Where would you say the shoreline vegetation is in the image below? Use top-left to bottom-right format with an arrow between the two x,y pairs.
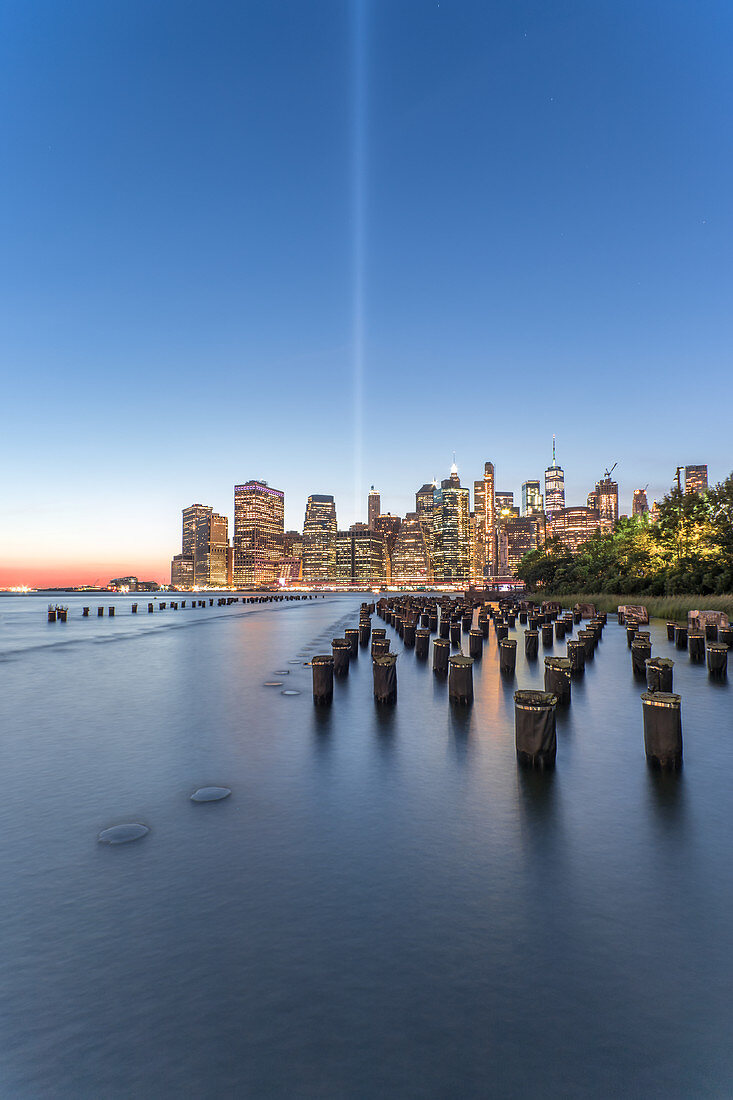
530,592 -> 733,622
518,471 -> 733,606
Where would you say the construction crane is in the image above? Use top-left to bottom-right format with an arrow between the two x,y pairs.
603,462 -> 618,481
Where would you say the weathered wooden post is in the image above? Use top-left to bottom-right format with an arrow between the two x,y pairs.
642,692 -> 682,769
373,654 -> 397,704
312,655 -> 334,704
515,690 -> 557,768
448,655 -> 474,704
646,657 -> 674,693
500,638 -> 517,676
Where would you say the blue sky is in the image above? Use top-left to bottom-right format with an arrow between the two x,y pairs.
1,0 -> 732,581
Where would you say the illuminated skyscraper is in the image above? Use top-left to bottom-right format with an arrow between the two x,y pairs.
549,507 -> 602,552
170,554 -> 194,587
302,495 -> 337,582
632,489 -> 649,516
521,480 -> 543,516
336,524 -> 385,584
195,510 -> 229,586
391,513 -> 430,584
473,461 -> 496,579
499,515 -> 546,576
175,503 -> 211,586
368,486 -> 381,530
283,530 -> 303,561
182,504 -> 211,557
374,513 -> 402,582
495,490 -> 515,514
685,465 -> 708,495
233,481 -> 285,586
592,476 -> 619,524
544,437 -> 565,516
432,463 -> 470,584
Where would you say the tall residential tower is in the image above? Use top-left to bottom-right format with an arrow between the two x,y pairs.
544,437 -> 565,516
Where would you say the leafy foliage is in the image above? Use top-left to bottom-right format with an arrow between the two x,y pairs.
517,472 -> 733,596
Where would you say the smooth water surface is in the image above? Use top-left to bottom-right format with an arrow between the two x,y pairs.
1,594 -> 732,1097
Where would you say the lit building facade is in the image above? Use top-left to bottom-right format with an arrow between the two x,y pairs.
521,480 -> 543,516
233,481 -> 285,586
499,515 -> 546,576
194,511 -> 229,586
432,464 -> 470,584
336,524 -> 385,585
549,507 -> 604,552
593,477 -> 619,524
474,461 -> 496,579
368,487 -> 381,530
182,504 -> 211,557
632,489 -> 649,517
302,495 -> 337,582
283,530 -> 303,561
391,513 -> 431,584
685,465 -> 708,495
374,513 -> 402,582
170,554 -> 194,587
544,437 -> 566,516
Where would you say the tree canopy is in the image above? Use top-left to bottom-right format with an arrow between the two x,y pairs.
517,472 -> 733,595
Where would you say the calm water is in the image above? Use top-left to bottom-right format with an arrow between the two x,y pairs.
1,594 -> 732,1097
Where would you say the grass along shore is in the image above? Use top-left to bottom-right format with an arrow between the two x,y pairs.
532,593 -> 733,622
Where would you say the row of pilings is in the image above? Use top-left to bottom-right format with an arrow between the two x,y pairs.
48,593 -> 323,621
313,593 -> 731,773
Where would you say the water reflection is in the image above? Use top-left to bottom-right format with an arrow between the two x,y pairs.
516,765 -> 562,855
448,702 -> 472,763
645,766 -> 685,831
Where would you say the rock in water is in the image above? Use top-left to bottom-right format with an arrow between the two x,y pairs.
98,824 -> 149,845
190,787 -> 231,803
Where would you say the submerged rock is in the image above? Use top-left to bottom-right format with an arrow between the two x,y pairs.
190,787 -> 231,803
98,823 -> 149,845
281,689 -> 301,696
264,681 -> 283,687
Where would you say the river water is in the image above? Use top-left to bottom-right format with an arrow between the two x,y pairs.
1,593 -> 731,1097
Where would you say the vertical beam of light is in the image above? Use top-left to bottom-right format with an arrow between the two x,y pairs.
352,0 -> 366,523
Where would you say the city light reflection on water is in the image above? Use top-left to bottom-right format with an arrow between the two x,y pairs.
0,593 -> 731,1097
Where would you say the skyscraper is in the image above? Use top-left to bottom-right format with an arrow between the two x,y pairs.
593,476 -> 619,524
174,503 -> 211,586
374,513 -> 402,582
498,514 -> 546,576
335,524 -> 385,585
391,513 -> 430,584
432,463 -> 470,584
685,465 -> 708,495
194,510 -> 229,586
521,480 -> 543,516
632,488 -> 649,516
302,495 -> 337,582
544,437 -> 565,516
182,504 -> 211,558
473,461 -> 496,579
495,490 -> 515,514
368,486 -> 381,530
233,481 -> 285,586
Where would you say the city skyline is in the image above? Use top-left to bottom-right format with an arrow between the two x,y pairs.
0,447 -> 719,587
2,1 -> 732,585
164,452 -> 711,590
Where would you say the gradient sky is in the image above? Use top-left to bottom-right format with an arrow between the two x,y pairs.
1,0 -> 732,585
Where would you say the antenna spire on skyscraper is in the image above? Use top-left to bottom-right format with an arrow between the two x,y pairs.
552,434 -> 556,465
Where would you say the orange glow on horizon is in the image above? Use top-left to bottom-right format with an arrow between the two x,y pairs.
0,558 -> 170,589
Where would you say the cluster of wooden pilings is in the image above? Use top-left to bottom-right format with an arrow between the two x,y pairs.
313,592 -> 733,773
311,595 -> 596,763
60,593 -> 322,620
